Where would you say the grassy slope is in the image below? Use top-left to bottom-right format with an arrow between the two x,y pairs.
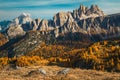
0,65 -> 120,80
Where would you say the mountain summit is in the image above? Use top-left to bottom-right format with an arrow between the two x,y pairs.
11,12 -> 32,25
73,4 -> 105,20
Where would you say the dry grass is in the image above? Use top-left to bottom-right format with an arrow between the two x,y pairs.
0,65 -> 120,80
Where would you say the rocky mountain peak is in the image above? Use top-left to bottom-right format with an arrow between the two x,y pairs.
74,4 -> 105,20
19,12 -> 31,18
53,5 -> 105,27
78,5 -> 88,14
90,5 -> 99,11
89,5 -> 104,16
7,25 -> 26,39
53,11 -> 74,27
6,13 -> 32,39
17,12 -> 32,24
10,12 -> 32,26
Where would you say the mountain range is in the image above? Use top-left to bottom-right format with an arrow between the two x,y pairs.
0,4 -> 120,57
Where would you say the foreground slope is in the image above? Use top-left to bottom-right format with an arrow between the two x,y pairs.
0,65 -> 120,80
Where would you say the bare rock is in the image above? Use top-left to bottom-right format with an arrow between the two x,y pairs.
18,12 -> 32,24
7,25 -> 26,39
53,12 -> 74,27
27,68 -> 46,76
39,68 -> 46,75
39,19 -> 49,31
58,68 -> 70,75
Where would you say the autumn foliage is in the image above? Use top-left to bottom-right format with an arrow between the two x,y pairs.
78,40 -> 120,72
0,40 -> 120,72
0,33 -> 8,46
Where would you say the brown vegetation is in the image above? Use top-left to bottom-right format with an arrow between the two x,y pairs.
0,65 -> 120,80
0,33 -> 8,46
0,40 -> 120,72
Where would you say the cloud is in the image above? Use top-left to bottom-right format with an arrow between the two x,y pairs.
0,0 -> 87,8
0,0 -> 120,21
92,0 -> 120,14
0,8 -> 71,21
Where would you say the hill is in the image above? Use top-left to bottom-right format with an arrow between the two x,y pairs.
0,40 -> 120,72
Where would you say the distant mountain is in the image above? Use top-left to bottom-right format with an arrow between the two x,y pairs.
0,13 -> 32,39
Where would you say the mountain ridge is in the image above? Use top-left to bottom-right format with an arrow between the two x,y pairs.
0,4 -> 120,57
0,5 -> 105,38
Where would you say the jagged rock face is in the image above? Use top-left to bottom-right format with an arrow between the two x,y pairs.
17,13 -> 32,24
54,13 -> 120,41
51,5 -> 105,38
73,5 -> 105,20
53,12 -> 74,27
39,19 -> 49,30
29,18 -> 41,30
54,21 -> 83,37
1,5 -> 120,42
7,25 -> 26,39
30,19 -> 54,31
4,13 -> 32,39
77,14 -> 120,41
39,19 -> 55,31
9,13 -> 32,26
53,5 -> 104,28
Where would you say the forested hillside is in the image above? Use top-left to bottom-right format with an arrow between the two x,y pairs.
0,40 -> 120,72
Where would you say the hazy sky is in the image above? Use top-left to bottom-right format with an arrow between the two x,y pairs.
0,0 -> 120,21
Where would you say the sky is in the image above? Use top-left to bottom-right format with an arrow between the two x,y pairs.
0,0 -> 120,21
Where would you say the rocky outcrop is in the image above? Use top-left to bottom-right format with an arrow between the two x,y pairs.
1,13 -> 32,39
29,18 -> 41,30
7,24 -> 26,39
29,19 -> 54,31
77,14 -> 120,41
58,68 -> 70,75
16,12 -> 32,24
30,5 -> 105,38
7,13 -> 32,28
72,5 -> 105,20
0,30 -> 55,57
53,12 -> 74,27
